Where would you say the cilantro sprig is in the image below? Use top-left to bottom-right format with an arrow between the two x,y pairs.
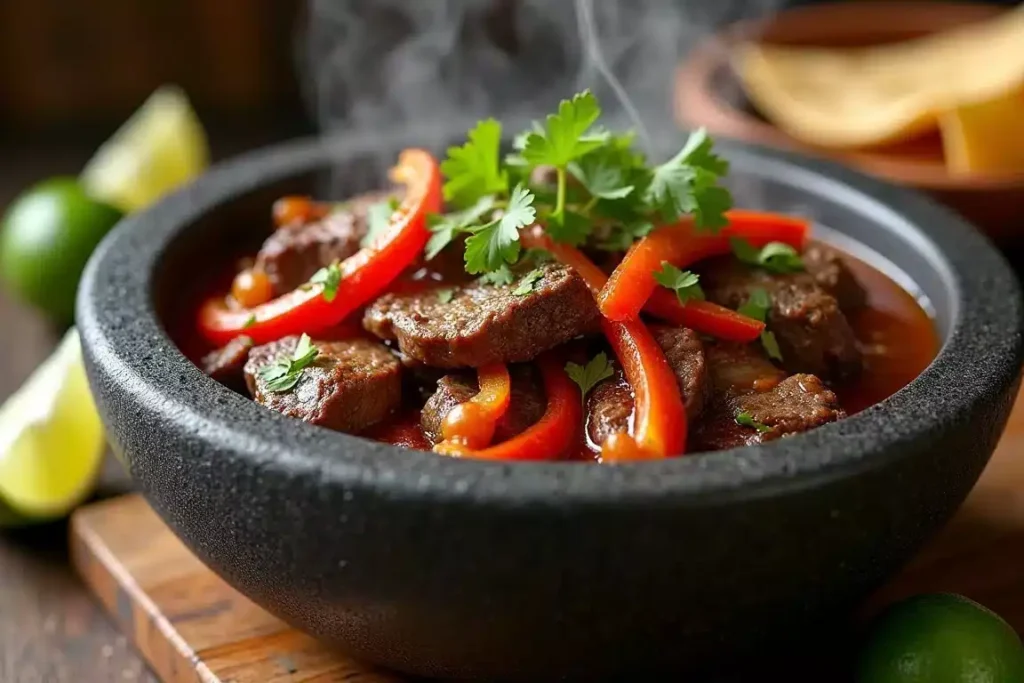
426,90 -> 732,278
565,352 -> 615,403
653,263 -> 704,304
257,334 -> 320,393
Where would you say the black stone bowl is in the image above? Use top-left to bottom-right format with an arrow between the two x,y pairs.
78,131 -> 1024,682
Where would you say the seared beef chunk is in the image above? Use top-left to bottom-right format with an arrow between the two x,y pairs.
803,244 -> 867,311
704,342 -> 786,397
421,365 -> 546,444
255,192 -> 393,296
697,257 -> 862,381
363,262 -> 600,368
244,336 -> 401,434
201,336 -> 254,392
691,342 -> 845,452
586,327 -> 709,446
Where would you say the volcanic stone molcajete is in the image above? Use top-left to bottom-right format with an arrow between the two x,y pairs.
77,132 -> 1024,681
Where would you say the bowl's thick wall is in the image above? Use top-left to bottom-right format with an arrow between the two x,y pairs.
78,134 -> 1024,681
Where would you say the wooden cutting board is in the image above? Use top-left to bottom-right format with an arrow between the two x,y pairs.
70,390 -> 1024,683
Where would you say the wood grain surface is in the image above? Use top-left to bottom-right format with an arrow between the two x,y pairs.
67,386 -> 1024,683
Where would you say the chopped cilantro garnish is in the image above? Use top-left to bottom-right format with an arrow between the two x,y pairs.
735,411 -> 771,433
737,287 -> 771,322
736,288 -> 784,361
440,118 -> 508,208
257,333 -> 320,393
565,352 -> 614,402
430,90 -> 732,278
730,238 -> 804,274
243,314 -> 256,329
436,288 -> 455,304
361,197 -> 400,248
512,268 -> 544,296
309,261 -> 342,302
463,184 -> 535,274
653,263 -> 704,304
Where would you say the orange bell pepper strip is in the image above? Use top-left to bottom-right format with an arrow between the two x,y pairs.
523,229 -> 687,458
599,210 -> 810,322
198,149 -> 443,347
437,354 -> 580,461
435,364 -> 512,451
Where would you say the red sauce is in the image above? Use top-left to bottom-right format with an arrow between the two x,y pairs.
835,254 -> 940,415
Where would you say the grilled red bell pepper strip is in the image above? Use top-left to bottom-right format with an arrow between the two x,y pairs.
645,290 -> 764,342
198,149 -> 443,347
436,354 -> 580,461
523,229 -> 687,458
599,210 -> 810,322
435,363 -> 512,451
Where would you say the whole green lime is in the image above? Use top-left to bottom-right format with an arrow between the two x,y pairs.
0,177 -> 122,323
859,593 -> 1024,683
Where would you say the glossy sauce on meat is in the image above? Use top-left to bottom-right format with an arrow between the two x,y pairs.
180,230 -> 938,459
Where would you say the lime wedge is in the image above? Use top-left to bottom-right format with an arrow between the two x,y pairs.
81,85 -> 210,213
0,329 -> 105,525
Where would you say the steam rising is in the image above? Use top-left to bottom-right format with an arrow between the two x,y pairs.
301,0 -> 784,167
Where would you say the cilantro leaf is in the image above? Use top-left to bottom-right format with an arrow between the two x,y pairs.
425,196 -> 496,260
568,153 -> 634,200
761,330 -> 783,361
436,287 -> 455,304
737,287 -> 771,322
735,410 -> 772,433
361,197 -> 399,248
243,314 -> 256,329
730,238 -> 804,274
309,261 -> 342,302
736,288 -> 783,361
441,119 -> 508,208
522,91 -> 607,168
522,247 -> 553,265
512,268 -> 544,296
258,333 -> 320,393
565,352 -> 615,402
643,128 -> 732,230
546,209 -> 591,246
464,185 -> 535,274
653,263 -> 704,304
478,264 -> 515,286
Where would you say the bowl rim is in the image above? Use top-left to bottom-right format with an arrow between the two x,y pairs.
77,133 -> 1024,507
675,0 -> 1024,192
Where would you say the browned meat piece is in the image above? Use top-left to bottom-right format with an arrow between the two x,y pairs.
690,342 -> 845,452
244,335 -> 401,434
692,374 -> 846,452
697,256 -> 862,381
704,342 -> 786,397
255,191 -> 394,296
421,365 -> 546,444
586,327 -> 709,447
201,336 -> 254,392
803,244 -> 867,311
363,262 -> 600,368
